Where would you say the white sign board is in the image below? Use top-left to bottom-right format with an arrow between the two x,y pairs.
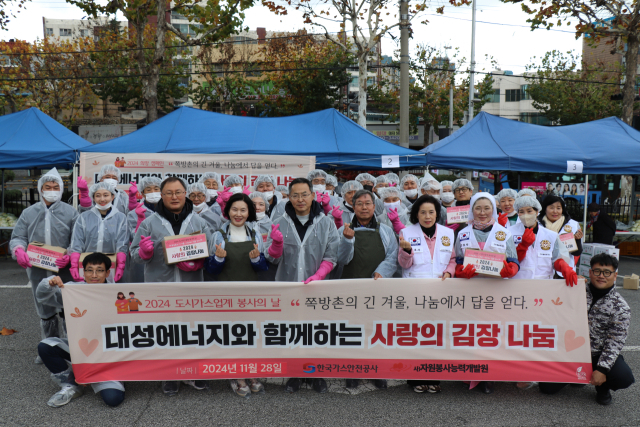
566,161 -> 584,174
381,155 -> 400,168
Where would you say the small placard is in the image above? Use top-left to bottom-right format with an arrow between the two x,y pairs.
559,233 -> 578,253
463,249 -> 506,277
447,205 -> 470,224
382,155 -> 399,168
163,233 -> 209,265
567,161 -> 583,174
27,242 -> 67,273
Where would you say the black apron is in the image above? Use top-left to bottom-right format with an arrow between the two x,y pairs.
341,225 -> 386,279
217,227 -> 259,282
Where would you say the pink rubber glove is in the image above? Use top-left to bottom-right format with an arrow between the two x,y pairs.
390,183 -> 397,187
321,193 -> 331,215
77,176 -> 92,208
177,258 -> 205,272
331,205 -> 344,228
388,208 -> 406,234
139,236 -> 154,260
55,255 -> 70,268
135,203 -> 147,233
69,252 -> 81,281
242,185 -> 251,196
128,181 -> 139,211
267,224 -> 284,258
114,252 -> 127,282
303,260 -> 334,284
14,247 -> 32,269
217,187 -> 232,218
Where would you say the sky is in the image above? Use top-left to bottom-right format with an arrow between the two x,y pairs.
2,0 -> 584,75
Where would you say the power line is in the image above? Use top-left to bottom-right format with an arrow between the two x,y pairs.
424,13 -> 578,34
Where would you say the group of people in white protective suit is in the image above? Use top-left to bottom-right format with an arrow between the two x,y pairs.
10,166 -> 588,407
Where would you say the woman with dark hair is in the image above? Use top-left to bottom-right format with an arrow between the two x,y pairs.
397,194 -> 456,394
115,292 -> 128,312
538,195 -> 584,275
579,183 -> 585,195
571,184 -> 578,195
563,184 -> 571,196
205,192 -> 268,398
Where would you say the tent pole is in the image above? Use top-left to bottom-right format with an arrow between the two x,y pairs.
582,174 -> 589,239
72,163 -> 78,210
629,176 -> 637,226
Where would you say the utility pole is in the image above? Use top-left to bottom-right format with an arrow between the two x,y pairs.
399,0 -> 410,148
445,46 -> 454,134
468,0 -> 477,123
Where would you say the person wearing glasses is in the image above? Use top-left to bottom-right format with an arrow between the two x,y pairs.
130,176 -> 213,397
452,179 -> 474,207
187,182 -> 224,233
539,254 -> 634,405
265,177 -> 339,394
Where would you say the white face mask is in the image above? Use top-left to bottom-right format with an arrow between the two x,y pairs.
145,192 -> 161,204
520,213 -> 538,228
193,202 -> 207,213
262,191 -> 274,200
404,189 -> 418,198
313,184 -> 326,193
230,186 -> 243,194
206,189 -> 218,198
102,178 -> 118,189
384,201 -> 401,212
256,211 -> 266,220
96,201 -> 112,211
441,192 -> 455,203
42,191 -> 61,203
431,194 -> 441,201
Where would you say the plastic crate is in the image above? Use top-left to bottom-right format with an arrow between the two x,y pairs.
619,242 -> 640,256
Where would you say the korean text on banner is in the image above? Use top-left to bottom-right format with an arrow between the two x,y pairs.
79,153 -> 316,190
62,279 -> 592,384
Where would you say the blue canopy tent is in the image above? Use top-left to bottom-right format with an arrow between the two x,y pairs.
0,107 -> 91,169
82,107 -> 426,170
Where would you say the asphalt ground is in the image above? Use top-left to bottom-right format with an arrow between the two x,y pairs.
0,257 -> 638,427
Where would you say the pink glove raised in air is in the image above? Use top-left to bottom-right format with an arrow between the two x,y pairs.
14,247 -> 32,269
267,224 -> 284,259
388,208 -> 406,234
177,259 -> 205,272
128,181 -> 139,210
331,205 -> 344,228
135,203 -> 147,233
303,260 -> 334,284
77,176 -> 92,208
139,236 -> 154,260
69,252 -> 82,281
242,185 -> 251,196
55,255 -> 70,268
114,252 -> 127,282
217,187 -> 232,218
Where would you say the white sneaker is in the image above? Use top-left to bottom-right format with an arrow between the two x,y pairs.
35,355 -> 43,364
47,385 -> 83,407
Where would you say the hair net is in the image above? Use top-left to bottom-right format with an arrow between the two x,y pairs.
453,178 -> 474,192
307,169 -> 327,181
326,175 -> 338,187
514,195 -> 542,212
38,168 -> 64,196
356,173 -> 376,184
385,172 -> 400,185
341,180 -> 363,193
378,187 -> 403,200
420,179 -> 442,192
187,182 -> 207,196
89,181 -> 117,199
97,164 -> 121,182
376,175 -> 390,185
139,176 -> 162,192
517,188 -> 537,198
198,172 -> 220,184
276,185 -> 289,195
467,192 -> 498,222
254,175 -> 276,187
400,174 -> 419,187
440,180 -> 454,190
223,174 -> 244,187
496,188 -> 518,202
249,191 -> 269,206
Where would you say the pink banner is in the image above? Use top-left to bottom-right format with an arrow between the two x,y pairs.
61,279 -> 593,384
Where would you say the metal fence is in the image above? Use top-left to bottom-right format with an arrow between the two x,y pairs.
1,188 -> 74,217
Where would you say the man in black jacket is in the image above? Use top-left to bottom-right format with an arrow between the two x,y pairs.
587,203 -> 616,245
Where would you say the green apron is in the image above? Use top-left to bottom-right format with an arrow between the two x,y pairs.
217,227 -> 259,282
341,224 -> 386,279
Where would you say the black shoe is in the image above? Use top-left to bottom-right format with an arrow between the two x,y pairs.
313,378 -> 328,393
570,383 -> 587,388
162,381 -> 179,396
285,378 -> 302,393
478,381 -> 494,394
346,379 -> 359,389
596,389 -> 612,405
374,379 -> 387,389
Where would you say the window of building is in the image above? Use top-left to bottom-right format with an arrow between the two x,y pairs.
213,64 -> 224,77
505,89 -> 521,102
59,28 -> 72,37
79,29 -> 89,37
520,84 -> 530,100
349,76 -> 359,89
171,11 -> 186,20
45,28 -> 53,36
520,112 -> 550,125
367,76 -> 376,87
485,89 -> 500,103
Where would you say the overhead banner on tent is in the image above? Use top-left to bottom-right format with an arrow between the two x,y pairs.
62,278 -> 592,384
79,152 -> 316,190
